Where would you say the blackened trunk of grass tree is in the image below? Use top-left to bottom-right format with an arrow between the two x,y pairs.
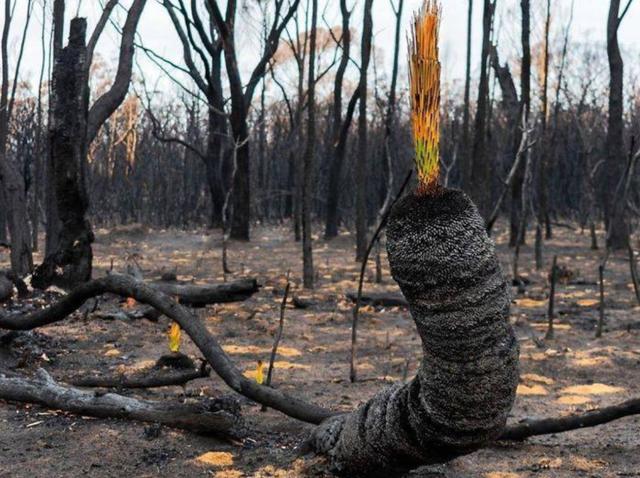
33,18 -> 93,290
310,189 -> 519,476
604,0 -> 629,249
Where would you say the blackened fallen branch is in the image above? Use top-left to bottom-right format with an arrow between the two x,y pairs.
149,279 -> 259,306
0,368 -> 239,436
68,363 -> 209,389
500,398 -> 640,440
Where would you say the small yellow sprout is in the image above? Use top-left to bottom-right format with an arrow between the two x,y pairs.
168,321 -> 181,353
255,360 -> 265,385
409,0 -> 441,194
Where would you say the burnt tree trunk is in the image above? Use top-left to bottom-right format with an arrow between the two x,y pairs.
302,0 -> 318,289
604,0 -> 629,249
461,0 -> 473,190
44,0 -> 65,259
0,0 -> 33,276
324,0 -> 355,240
33,18 -> 93,289
355,0 -> 374,261
510,0 -> 530,247
470,0 -> 495,219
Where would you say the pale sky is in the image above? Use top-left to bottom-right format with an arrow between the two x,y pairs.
4,0 -> 640,100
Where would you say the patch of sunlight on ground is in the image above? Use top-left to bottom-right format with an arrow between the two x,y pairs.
222,344 -> 302,357
521,373 -> 555,385
576,299 -> 600,307
560,383 -> 624,395
196,451 -> 234,467
243,361 -> 310,380
517,384 -> 548,396
484,472 -> 522,478
515,298 -> 547,308
531,323 -> 571,330
556,395 -> 592,405
570,456 -> 607,472
571,356 -> 612,367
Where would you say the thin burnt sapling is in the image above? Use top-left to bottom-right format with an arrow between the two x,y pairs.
308,3 -> 519,475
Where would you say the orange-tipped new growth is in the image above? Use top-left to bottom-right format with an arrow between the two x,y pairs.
409,0 -> 441,194
168,321 -> 181,353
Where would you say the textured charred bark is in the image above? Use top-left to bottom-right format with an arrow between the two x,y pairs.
310,190 -> 519,476
32,19 -> 93,290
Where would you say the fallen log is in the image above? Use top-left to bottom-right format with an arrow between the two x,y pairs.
346,291 -> 408,307
94,305 -> 162,322
68,363 -> 209,389
0,368 -> 241,436
501,397 -> 640,441
149,278 -> 260,306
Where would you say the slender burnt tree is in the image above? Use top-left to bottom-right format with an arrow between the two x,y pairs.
160,0 -> 227,228
604,0 -> 633,249
310,4 -> 518,473
355,0 -> 374,261
0,0 -> 35,276
510,0 -> 531,246
461,0 -> 473,189
470,0 -> 495,218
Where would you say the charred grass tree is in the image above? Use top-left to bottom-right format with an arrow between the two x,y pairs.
309,3 -> 519,474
